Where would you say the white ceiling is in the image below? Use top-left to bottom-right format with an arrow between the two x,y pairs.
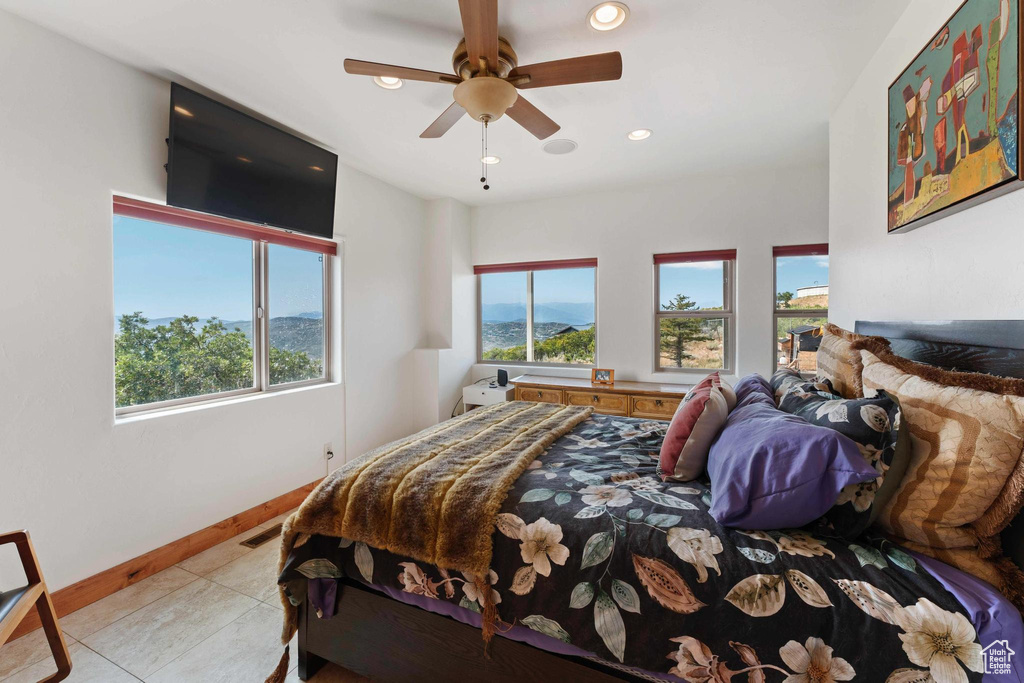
2,0 -> 909,206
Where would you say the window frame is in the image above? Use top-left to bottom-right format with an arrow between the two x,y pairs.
475,258 -> 598,368
113,196 -> 335,417
653,250 -> 736,375
772,244 -> 829,375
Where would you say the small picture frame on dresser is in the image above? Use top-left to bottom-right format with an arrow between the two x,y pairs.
591,368 -> 615,385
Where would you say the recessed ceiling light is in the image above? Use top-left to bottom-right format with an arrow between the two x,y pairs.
542,139 -> 579,155
237,156 -> 253,163
627,128 -> 652,141
373,76 -> 403,89
309,165 -> 325,172
481,156 -> 501,165
173,105 -> 194,117
588,2 -> 629,31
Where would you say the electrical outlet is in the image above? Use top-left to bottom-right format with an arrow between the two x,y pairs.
323,442 -> 334,463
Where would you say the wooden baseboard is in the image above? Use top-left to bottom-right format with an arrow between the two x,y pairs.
9,479 -> 321,642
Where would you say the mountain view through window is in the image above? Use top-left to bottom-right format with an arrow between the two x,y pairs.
113,215 -> 326,409
480,267 -> 595,365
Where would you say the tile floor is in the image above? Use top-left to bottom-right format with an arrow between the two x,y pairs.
0,510 -> 365,682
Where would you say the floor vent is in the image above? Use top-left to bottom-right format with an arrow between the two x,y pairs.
241,523 -> 283,549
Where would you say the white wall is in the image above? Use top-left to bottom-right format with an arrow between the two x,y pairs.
829,0 -> 1024,327
0,10 -> 432,591
335,165 -> 435,458
417,199 -> 477,423
439,200 -> 477,420
470,168 -> 830,384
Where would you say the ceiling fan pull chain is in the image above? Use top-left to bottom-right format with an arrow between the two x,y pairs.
480,121 -> 486,184
482,121 -> 490,190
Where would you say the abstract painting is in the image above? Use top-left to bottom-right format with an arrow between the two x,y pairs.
888,0 -> 1022,232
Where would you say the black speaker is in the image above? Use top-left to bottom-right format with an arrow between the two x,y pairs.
497,369 -> 508,387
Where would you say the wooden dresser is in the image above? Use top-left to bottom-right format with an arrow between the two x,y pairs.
511,375 -> 693,420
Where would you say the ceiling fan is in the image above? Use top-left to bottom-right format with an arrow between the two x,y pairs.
343,0 -> 623,140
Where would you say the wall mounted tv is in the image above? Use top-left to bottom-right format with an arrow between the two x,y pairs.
167,83 -> 338,239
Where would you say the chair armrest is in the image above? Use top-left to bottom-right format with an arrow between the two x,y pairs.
0,531 -> 29,547
0,531 -> 40,584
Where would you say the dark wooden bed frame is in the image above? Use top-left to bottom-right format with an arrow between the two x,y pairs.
297,580 -> 633,681
297,320 -> 1024,682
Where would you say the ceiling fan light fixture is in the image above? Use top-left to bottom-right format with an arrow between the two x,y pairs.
373,76 -> 404,89
454,77 -> 518,122
481,155 -> 501,165
588,2 -> 629,31
627,128 -> 652,141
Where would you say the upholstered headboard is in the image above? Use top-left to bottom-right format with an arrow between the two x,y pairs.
854,320 -> 1024,571
855,320 -> 1024,379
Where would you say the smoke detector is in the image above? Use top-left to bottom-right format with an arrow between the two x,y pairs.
543,139 -> 578,155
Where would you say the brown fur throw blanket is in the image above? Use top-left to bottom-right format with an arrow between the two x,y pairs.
274,400 -> 593,646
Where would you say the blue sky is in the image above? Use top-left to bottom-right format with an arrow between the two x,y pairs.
775,255 -> 829,299
113,216 -> 322,321
660,262 -> 725,309
660,257 -> 828,309
480,271 -> 527,307
115,217 -> 825,322
535,268 -> 594,305
480,268 -> 596,306
478,259 -> 827,311
268,244 -> 323,319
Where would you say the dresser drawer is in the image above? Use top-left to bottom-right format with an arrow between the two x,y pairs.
565,390 -> 629,416
629,395 -> 682,420
516,387 -> 563,404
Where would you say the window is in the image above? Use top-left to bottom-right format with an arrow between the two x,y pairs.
480,271 -> 528,361
773,244 -> 828,374
654,250 -> 735,373
477,259 -> 596,365
267,244 -> 326,385
113,197 -> 335,414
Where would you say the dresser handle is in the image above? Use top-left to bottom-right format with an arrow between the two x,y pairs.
655,400 -> 663,406
537,391 -> 543,398
592,395 -> 599,402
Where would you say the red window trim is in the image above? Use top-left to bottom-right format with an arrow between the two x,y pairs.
654,249 -> 736,265
112,195 -> 338,256
773,243 -> 828,258
473,257 -> 597,275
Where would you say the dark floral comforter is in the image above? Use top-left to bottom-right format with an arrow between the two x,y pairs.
280,414 -> 985,682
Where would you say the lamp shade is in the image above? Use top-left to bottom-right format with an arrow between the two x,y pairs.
453,77 -> 518,122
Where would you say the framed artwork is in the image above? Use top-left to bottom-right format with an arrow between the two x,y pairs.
591,368 -> 615,385
888,0 -> 1022,233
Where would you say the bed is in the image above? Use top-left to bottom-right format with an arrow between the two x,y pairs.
278,321 -> 1024,682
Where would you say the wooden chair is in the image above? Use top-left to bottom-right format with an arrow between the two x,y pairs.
0,531 -> 71,682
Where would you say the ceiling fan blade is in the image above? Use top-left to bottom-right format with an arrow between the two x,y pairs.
420,102 -> 467,138
506,95 -> 560,140
458,0 -> 499,74
344,59 -> 461,84
508,52 -> 622,89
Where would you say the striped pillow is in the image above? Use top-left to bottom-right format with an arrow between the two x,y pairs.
816,324 -> 875,398
854,337 -> 1024,610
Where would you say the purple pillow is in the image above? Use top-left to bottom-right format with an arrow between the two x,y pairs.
706,396 -> 878,530
733,374 -> 774,407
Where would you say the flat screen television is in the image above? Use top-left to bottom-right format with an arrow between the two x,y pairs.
167,83 -> 338,239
